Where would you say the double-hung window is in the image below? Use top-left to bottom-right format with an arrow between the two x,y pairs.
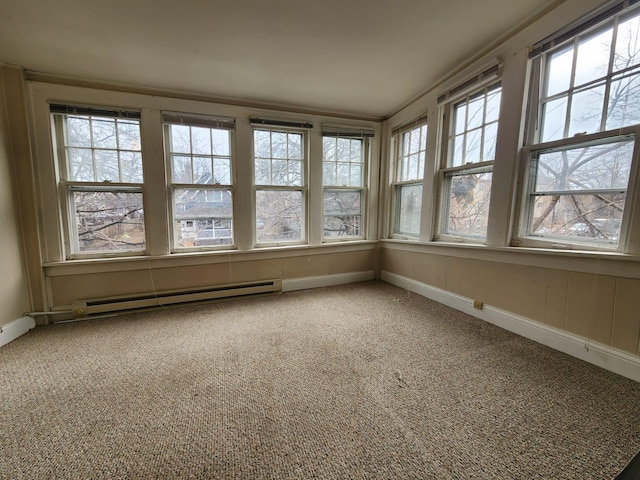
51,105 -> 145,257
438,82 -> 501,241
164,113 -> 235,250
520,2 -> 640,250
253,120 -> 308,244
391,120 -> 428,237
322,127 -> 372,239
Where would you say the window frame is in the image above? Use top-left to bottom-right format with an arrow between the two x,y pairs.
515,3 -> 640,252
436,81 -> 502,243
163,115 -> 236,252
390,119 -> 428,238
321,132 -> 371,242
252,125 -> 308,247
51,107 -> 146,259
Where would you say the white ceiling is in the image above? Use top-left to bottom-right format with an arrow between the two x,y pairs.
0,0 -> 561,119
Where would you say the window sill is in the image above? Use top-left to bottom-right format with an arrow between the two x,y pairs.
380,239 -> 640,279
43,240 -> 379,276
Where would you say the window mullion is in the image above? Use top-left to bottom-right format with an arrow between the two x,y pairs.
563,38 -> 579,139
601,16 -> 620,132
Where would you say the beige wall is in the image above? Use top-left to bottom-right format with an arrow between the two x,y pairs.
0,68 -> 31,322
46,247 -> 377,307
381,246 -> 640,356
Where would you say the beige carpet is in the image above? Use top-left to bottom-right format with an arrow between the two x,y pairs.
2,280 -> 639,479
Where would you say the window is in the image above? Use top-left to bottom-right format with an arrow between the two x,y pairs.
438,82 -> 501,241
391,120 -> 428,237
520,3 -> 640,249
165,114 -> 235,249
253,123 -> 307,244
51,105 -> 145,257
322,128 -> 372,239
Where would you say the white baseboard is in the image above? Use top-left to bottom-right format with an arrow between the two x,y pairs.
0,316 -> 36,348
381,271 -> 640,383
282,271 -> 375,292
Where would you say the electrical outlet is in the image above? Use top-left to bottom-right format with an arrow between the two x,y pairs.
473,300 -> 484,310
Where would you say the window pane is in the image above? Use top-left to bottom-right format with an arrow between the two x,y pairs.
73,191 -> 145,253
256,190 -> 303,243
337,163 -> 350,186
337,138 -> 351,161
350,139 -> 363,162
483,123 -> 498,162
191,127 -> 211,155
534,140 -> 633,193
289,160 -> 303,186
193,157 -> 212,183
485,88 -> 502,123
350,164 -> 362,186
323,137 -> 336,162
568,84 -> 605,136
530,193 -> 624,244
92,118 -> 117,149
324,190 -> 361,237
451,134 -> 464,167
119,151 -> 143,183
409,129 -> 421,154
117,120 -> 142,151
68,148 -> 94,181
444,171 -> 492,238
465,129 -> 482,164
173,188 -> 233,248
420,125 -> 428,151
255,158 -> 271,185
323,162 -> 336,186
271,159 -> 288,185
95,150 -> 119,182
606,74 -> 640,129
254,130 -> 271,158
272,132 -> 288,159
213,158 -> 231,185
396,184 -> 422,236
66,117 -> 91,147
545,46 -> 573,97
574,29 -> 612,88
467,96 -> 484,130
402,131 -> 411,157
172,155 -> 192,184
614,14 -> 640,72
211,129 -> 230,156
453,103 -> 466,135
540,96 -> 568,142
170,125 -> 191,154
288,133 -> 303,159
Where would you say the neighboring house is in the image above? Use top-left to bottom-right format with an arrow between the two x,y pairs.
174,171 -> 233,247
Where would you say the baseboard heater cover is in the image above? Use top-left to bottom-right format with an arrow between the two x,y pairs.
71,279 -> 282,316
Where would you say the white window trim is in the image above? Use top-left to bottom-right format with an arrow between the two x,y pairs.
52,111 -> 147,260
435,80 -> 502,245
513,127 -> 640,252
321,134 -> 370,242
163,120 -> 236,252
514,4 -> 640,253
390,119 -> 428,239
252,126 -> 309,247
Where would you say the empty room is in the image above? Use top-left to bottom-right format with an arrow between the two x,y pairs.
1,0 -> 640,478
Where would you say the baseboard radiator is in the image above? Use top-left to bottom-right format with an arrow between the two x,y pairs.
70,279 -> 282,317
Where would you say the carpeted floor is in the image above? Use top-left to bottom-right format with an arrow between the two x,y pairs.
1,280 -> 639,479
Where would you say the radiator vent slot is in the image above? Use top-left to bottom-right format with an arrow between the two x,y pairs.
71,280 -> 282,317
